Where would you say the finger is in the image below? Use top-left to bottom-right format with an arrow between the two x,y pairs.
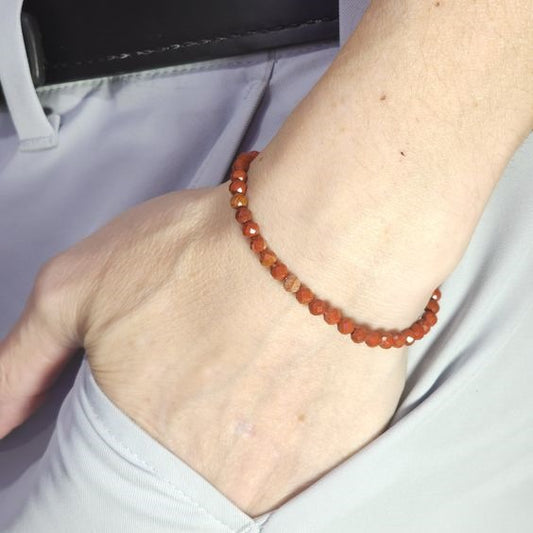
0,263 -> 81,439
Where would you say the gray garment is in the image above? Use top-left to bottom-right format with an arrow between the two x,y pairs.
1,1 -> 533,531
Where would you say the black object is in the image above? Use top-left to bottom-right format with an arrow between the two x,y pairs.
0,12 -> 45,104
22,0 -> 339,86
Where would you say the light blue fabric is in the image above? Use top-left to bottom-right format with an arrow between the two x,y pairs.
1,2 -> 532,531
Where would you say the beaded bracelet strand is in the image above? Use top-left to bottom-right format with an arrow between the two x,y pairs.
228,150 -> 441,349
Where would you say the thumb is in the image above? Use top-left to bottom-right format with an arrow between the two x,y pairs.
0,259 -> 81,439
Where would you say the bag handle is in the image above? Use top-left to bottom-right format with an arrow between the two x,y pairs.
0,0 -> 60,151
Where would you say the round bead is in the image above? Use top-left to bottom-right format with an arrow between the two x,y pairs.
432,288 -> 442,301
425,299 -> 440,314
232,158 -> 248,171
231,169 -> 247,181
423,310 -> 438,327
250,235 -> 266,253
350,326 -> 367,343
337,317 -> 355,335
271,262 -> 289,280
391,332 -> 406,348
230,194 -> 248,208
379,332 -> 393,349
309,299 -> 326,315
296,286 -> 314,304
229,180 -> 247,195
416,319 -> 431,334
259,249 -> 277,267
403,329 -> 415,346
365,330 -> 381,347
323,306 -> 341,325
283,274 -> 301,293
235,207 -> 252,224
410,322 -> 426,340
242,221 -> 259,237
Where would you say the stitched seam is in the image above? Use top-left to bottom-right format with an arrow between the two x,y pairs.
36,56 -> 273,95
49,17 -> 338,70
35,41 -> 335,96
81,390 -> 238,533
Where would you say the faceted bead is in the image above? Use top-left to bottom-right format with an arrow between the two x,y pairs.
259,249 -> 277,267
403,329 -> 415,345
235,207 -> 252,224
391,332 -> 406,348
231,169 -> 247,182
423,310 -> 438,326
416,319 -> 431,334
379,332 -> 393,349
323,306 -> 341,325
365,330 -> 381,347
337,317 -> 355,335
283,274 -> 301,293
410,322 -> 426,340
309,299 -> 326,315
271,262 -> 289,280
229,180 -> 247,195
425,299 -> 440,314
232,157 -> 249,171
230,193 -> 248,208
242,221 -> 259,237
350,326 -> 367,343
296,286 -> 314,304
250,235 -> 266,253
432,288 -> 442,301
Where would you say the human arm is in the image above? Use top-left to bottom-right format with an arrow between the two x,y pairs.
1,0 -> 532,518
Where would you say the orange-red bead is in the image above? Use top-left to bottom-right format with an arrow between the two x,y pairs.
351,326 -> 367,343
416,319 -> 431,334
235,207 -> 252,224
365,330 -> 382,347
242,221 -> 259,237
232,158 -> 248,171
229,180 -> 247,195
410,322 -> 426,340
379,332 -> 393,349
432,288 -> 442,301
403,329 -> 415,345
260,249 -> 277,267
324,306 -> 341,325
230,193 -> 248,208
309,299 -> 326,315
392,332 -> 406,348
283,274 -> 301,293
338,317 -> 355,335
425,299 -> 440,314
271,262 -> 288,280
250,235 -> 266,253
296,286 -> 314,304
424,310 -> 438,327
231,169 -> 247,181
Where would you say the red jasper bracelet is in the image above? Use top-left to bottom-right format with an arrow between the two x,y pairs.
228,150 -> 441,349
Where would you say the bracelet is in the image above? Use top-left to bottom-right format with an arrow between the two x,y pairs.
228,150 -> 441,349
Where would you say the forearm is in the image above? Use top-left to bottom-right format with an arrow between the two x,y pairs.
245,0 -> 533,328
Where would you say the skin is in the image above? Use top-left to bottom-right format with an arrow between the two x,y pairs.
1,0 -> 531,518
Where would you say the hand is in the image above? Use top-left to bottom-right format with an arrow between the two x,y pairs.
2,0 -> 531,517
0,178 -> 416,517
